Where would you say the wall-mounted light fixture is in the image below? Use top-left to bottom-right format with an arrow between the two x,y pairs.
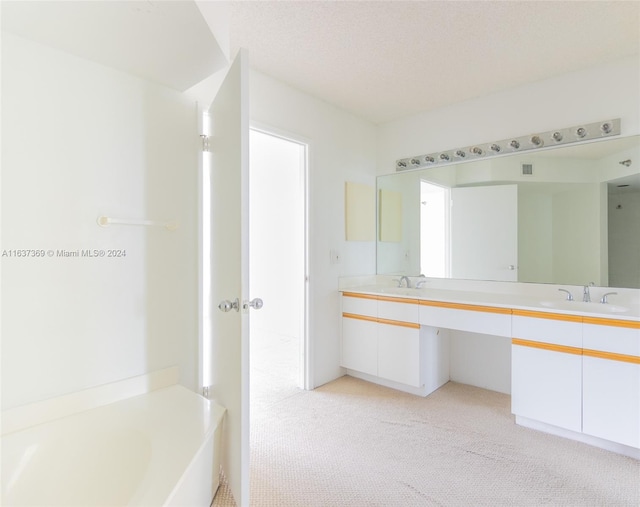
395,119 -> 621,172
530,135 -> 543,147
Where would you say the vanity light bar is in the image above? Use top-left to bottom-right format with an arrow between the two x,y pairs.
395,119 -> 621,172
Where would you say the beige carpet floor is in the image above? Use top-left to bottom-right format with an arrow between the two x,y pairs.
213,332 -> 640,507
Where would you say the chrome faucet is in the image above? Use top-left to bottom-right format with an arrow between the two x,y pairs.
600,292 -> 618,304
583,282 -> 595,302
558,289 -> 573,301
399,276 -> 411,288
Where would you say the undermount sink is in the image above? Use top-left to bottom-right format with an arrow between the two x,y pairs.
540,300 -> 629,314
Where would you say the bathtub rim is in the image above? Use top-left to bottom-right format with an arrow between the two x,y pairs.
1,366 -> 181,436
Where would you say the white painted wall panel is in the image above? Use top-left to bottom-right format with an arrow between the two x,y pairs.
449,331 -> 511,394
1,34 -> 199,409
250,71 -> 377,388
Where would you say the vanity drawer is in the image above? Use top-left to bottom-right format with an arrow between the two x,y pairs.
377,298 -> 419,323
583,320 -> 640,357
342,293 -> 377,318
420,301 -> 511,337
512,311 -> 582,348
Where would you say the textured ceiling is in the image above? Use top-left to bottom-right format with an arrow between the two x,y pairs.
226,1 -> 640,124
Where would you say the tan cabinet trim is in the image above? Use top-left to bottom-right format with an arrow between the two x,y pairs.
343,312 -> 377,323
420,300 -> 512,315
512,337 -> 582,356
512,309 -> 583,323
583,348 -> 640,364
342,292 -> 419,305
342,292 -> 378,301
376,295 -> 421,305
377,317 -> 420,329
343,312 -> 419,329
582,317 -> 640,329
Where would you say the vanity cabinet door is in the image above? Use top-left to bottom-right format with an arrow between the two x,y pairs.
341,314 -> 378,376
511,313 -> 583,432
582,322 -> 640,448
377,321 -> 421,387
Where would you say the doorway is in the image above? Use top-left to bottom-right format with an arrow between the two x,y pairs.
249,128 -> 308,411
420,180 -> 450,278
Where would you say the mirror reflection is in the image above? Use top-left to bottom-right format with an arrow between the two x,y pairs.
377,136 -> 640,288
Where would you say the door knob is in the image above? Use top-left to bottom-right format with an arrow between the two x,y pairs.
218,298 -> 239,312
243,298 -> 263,310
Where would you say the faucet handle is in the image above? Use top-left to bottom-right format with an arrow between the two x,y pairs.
392,278 -> 402,288
558,288 -> 574,301
600,292 -> 618,304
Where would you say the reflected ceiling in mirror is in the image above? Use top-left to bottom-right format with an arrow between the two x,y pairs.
377,135 -> 640,289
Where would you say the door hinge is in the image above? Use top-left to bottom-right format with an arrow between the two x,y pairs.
202,385 -> 212,398
201,135 -> 212,153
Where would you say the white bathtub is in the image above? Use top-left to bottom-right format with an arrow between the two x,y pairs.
1,383 -> 225,506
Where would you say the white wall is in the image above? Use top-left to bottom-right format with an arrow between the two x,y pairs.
250,70 -> 377,388
377,56 -> 640,175
1,33 -> 199,409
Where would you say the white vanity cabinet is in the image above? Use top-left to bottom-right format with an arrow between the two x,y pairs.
341,294 -> 378,376
341,293 -> 424,390
511,311 -> 583,433
582,319 -> 640,448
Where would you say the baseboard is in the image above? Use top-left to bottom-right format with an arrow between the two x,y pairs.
515,415 -> 640,460
344,370 -> 446,397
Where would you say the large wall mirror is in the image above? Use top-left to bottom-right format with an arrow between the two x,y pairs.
377,135 -> 640,288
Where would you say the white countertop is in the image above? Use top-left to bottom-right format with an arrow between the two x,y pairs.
341,285 -> 640,321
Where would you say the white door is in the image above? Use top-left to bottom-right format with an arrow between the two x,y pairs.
207,49 -> 252,506
451,184 -> 518,281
